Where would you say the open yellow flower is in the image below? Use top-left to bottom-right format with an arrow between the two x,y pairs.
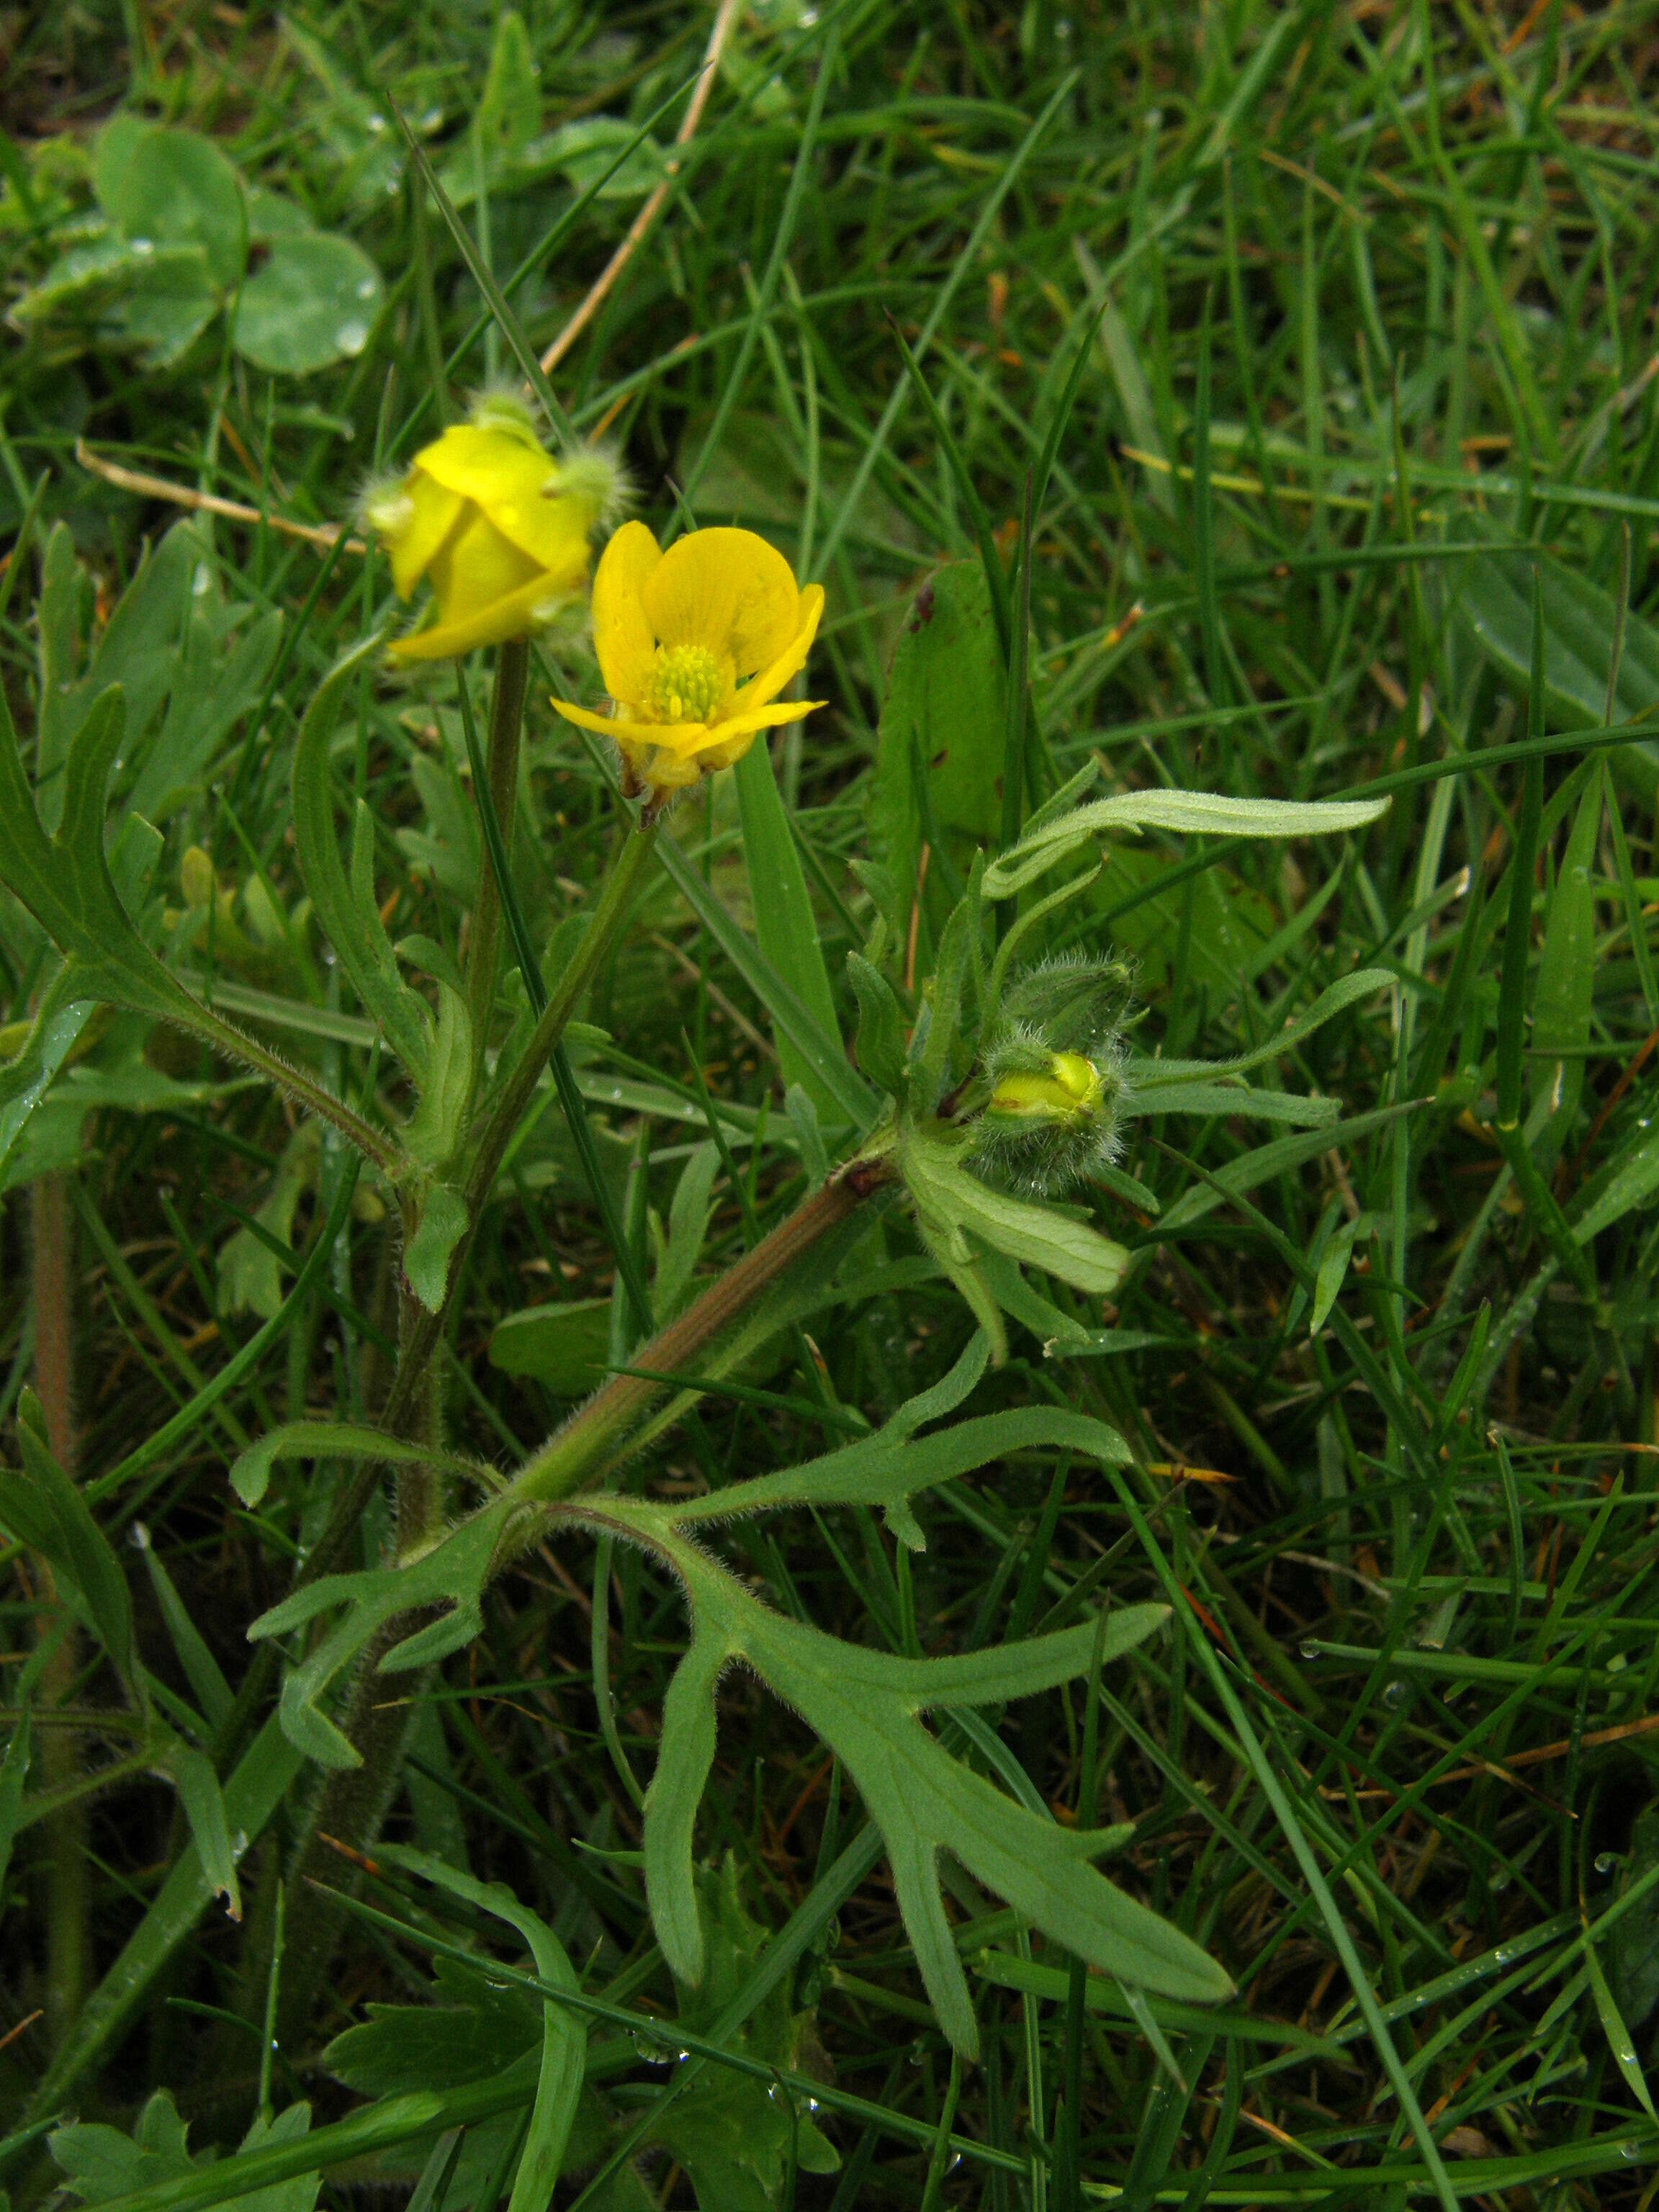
551,521 -> 824,797
366,402 -> 614,662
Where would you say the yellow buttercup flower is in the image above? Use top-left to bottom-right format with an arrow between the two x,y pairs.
551,521 -> 824,799
987,1053 -> 1105,1124
365,400 -> 616,662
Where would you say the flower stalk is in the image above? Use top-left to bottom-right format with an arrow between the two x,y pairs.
251,779 -> 678,2056
508,1147 -> 896,1515
462,637 -> 531,1096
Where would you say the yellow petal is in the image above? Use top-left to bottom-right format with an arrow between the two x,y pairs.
495,478 -> 598,576
426,509 -> 542,633
989,1056 -> 1102,1121
590,521 -> 662,705
387,469 -> 465,600
554,696 -> 820,761
642,526 -> 799,677
415,421 -> 595,575
548,698 -> 693,744
417,422 -> 553,508
703,697 -> 824,744
731,583 -> 824,715
1051,1053 -> 1100,1102
637,698 -> 820,769
390,566 -> 584,662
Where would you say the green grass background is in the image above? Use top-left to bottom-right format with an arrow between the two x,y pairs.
4,0 -> 1659,2206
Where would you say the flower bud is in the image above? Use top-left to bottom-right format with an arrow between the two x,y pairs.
364,395 -> 624,662
986,1051 -> 1105,1124
998,953 -> 1135,1058
970,1041 -> 1124,1196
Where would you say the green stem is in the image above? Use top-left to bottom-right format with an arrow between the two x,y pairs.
469,658 -> 655,1336
268,1624 -> 433,2058
180,995 -> 401,1179
258,815 -> 660,2056
461,819 -> 661,1247
9,1743 -> 164,1832
253,1143 -> 889,2057
214,1223 -> 432,2089
391,1267 -> 446,1555
208,817 -> 663,1810
509,1153 -> 893,1513
460,640 -> 530,1099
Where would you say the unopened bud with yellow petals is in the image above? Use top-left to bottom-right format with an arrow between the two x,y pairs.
986,1052 -> 1105,1125
364,395 -> 624,662
971,1041 -> 1123,1197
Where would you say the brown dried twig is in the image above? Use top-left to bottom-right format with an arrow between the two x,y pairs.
75,439 -> 364,554
539,0 -> 743,376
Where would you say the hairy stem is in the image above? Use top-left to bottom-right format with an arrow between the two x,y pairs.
462,639 -> 529,1097
391,1272 -> 446,1555
268,1631 -> 428,2057
239,1133 -> 890,2059
32,1172 -> 88,2056
177,996 -> 402,1179
250,1244 -> 444,2065
509,1153 -> 895,1512
276,1157 -> 892,2038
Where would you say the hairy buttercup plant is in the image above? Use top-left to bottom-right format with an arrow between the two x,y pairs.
0,422 -> 1393,2176
210,763 -> 1393,2088
10,32 -> 1654,2212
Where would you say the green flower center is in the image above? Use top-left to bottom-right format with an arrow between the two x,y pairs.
646,644 -> 727,725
